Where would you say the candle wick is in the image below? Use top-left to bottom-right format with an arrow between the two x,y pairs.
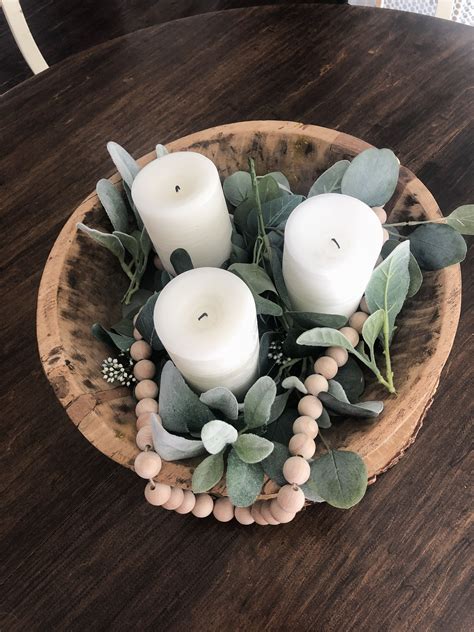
331,238 -> 341,249
175,185 -> 181,193
198,312 -> 208,321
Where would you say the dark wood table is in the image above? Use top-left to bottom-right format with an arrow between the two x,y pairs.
1,5 -> 472,630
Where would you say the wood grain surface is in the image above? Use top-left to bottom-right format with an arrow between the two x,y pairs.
1,5 -> 473,631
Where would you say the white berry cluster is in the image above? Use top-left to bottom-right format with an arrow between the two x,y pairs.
267,340 -> 291,366
101,355 -> 136,387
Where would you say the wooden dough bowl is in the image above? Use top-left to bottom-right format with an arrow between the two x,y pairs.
37,121 -> 461,499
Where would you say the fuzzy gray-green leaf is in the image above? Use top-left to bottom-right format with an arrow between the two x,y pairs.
170,248 -> 194,275
319,392 -> 383,419
254,294 -> 283,317
223,171 -> 252,206
244,376 -> 277,428
113,231 -> 139,260
151,415 -> 205,461
261,442 -> 289,486
200,420 -> 238,454
229,263 -> 276,295
287,311 -> 348,330
362,309 -> 385,350
96,179 -> 129,233
156,143 -> 169,158
135,293 -> 163,351
199,387 -> 239,420
77,223 -> 125,261
307,450 -> 368,509
192,451 -> 224,493
233,434 -> 274,463
341,148 -> 399,206
282,376 -> 307,394
107,141 -> 140,188
382,239 -> 423,297
308,160 -> 350,197
226,449 -> 264,507
297,327 -> 370,368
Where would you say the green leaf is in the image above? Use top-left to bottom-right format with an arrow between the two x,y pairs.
96,179 -> 129,233
270,248 -> 291,308
382,240 -> 423,298
199,387 -> 239,420
446,205 -> 474,235
264,171 -> 291,193
297,328 -> 370,368
122,289 -> 153,318
233,175 -> 281,232
328,380 -> 350,404
113,231 -> 139,260
201,420 -> 238,454
91,323 -> 134,351
362,309 -> 385,353
226,449 -> 264,507
341,148 -> 399,207
287,311 -> 348,330
110,317 -> 134,338
317,407 -> 332,429
264,409 -> 297,444
156,143 -> 168,158
170,248 -> 194,275
159,361 -> 214,434
261,442 -> 289,486
123,181 -> 143,230
306,450 -> 368,509
308,160 -> 350,197
107,141 -> 140,188
140,227 -> 152,263
244,376 -> 277,428
192,452 -> 224,493
150,415 -> 205,461
230,243 -> 250,264
254,294 -> 283,317
135,293 -> 163,351
77,223 -> 125,261
365,241 -> 410,338
300,480 -> 325,503
258,331 -> 274,376
229,263 -> 276,295
223,171 -> 252,206
269,390 -> 291,423
408,224 -> 467,271
233,434 -> 274,463
282,376 -> 307,394
336,357 -> 365,403
319,392 -> 383,418
247,195 -> 304,233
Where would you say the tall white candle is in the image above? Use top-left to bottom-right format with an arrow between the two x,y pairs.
154,268 -> 260,397
283,193 -> 383,317
131,152 -> 232,274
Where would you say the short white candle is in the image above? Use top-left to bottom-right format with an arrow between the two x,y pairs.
154,268 -> 260,397
131,152 -> 232,274
283,193 -> 383,317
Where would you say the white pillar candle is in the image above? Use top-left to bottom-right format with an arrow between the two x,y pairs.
131,152 -> 232,274
154,268 -> 260,397
283,193 -> 383,317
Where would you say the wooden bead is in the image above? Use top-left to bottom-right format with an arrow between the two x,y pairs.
135,397 -> 158,416
372,206 -> 387,223
136,412 -> 154,431
326,346 -> 349,367
270,499 -> 296,523
154,254 -> 164,270
314,356 -> 338,379
213,498 -> 234,522
234,506 -> 255,525
359,296 -> 369,313
259,501 -> 280,525
136,426 -> 153,451
135,379 -> 158,400
304,373 -> 328,396
349,311 -> 369,333
277,485 -> 305,513
175,490 -> 196,514
283,456 -> 311,485
339,326 -> 360,347
133,359 -> 156,381
130,340 -> 152,361
297,395 -> 323,419
144,481 -> 171,506
293,416 -> 319,439
192,494 -> 214,518
289,433 -> 316,459
134,451 -> 162,479
251,501 -> 269,526
133,327 -> 143,341
162,487 -> 184,510
382,228 -> 389,243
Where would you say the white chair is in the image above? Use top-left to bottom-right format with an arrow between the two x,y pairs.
1,0 -> 48,74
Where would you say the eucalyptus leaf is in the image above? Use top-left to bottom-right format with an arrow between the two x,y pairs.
91,323 -> 134,351
317,407 -> 332,429
254,294 -> 283,317
110,317 -> 134,338
408,224 -> 467,270
226,449 -> 264,507
200,387 -> 239,421
300,480 -> 325,503
135,293 -> 163,351
229,263 -> 276,295
319,392 -> 383,418
261,442 -> 289,486
96,179 -> 129,233
362,309 -> 385,352
336,357 -> 365,403
113,231 -> 139,260
382,239 -> 423,298
306,450 -> 367,509
341,148 -> 399,207
244,376 -> 277,428
223,171 -> 252,206
77,223 -> 125,261
308,160 -> 350,197
264,409 -> 297,444
151,415 -> 205,461
122,289 -> 153,318
269,390 -> 291,423
107,141 -> 140,189
192,451 -> 224,493
287,311 -> 348,330
247,195 -> 303,233
265,171 -> 291,193
233,175 -> 281,232
233,434 -> 274,463
328,380 -> 350,404
159,361 -> 214,434
446,204 -> 474,235
282,376 -> 307,394
270,248 -> 291,308
170,248 -> 194,275
201,420 -> 238,454
156,143 -> 169,158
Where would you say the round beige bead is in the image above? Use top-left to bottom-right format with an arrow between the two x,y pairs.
192,494 -> 214,518
175,490 -> 196,514
359,296 -> 369,314
382,228 -> 389,243
326,346 -> 349,367
339,326 -> 360,347
277,484 -> 305,513
162,487 -> 185,510
293,416 -> 319,439
133,359 -> 156,381
297,395 -> 323,419
349,311 -> 369,333
372,206 -> 387,223
270,499 -> 296,523
304,373 -> 328,397
134,451 -> 162,479
135,379 -> 158,401
136,412 -> 154,431
144,481 -> 171,506
130,340 -> 152,361
136,426 -> 153,451
135,397 -> 158,417
259,502 -> 280,525
213,498 -> 234,522
133,327 -> 143,341
234,506 -> 255,525
283,456 -> 311,485
289,433 -> 316,459
251,501 -> 269,526
314,356 -> 338,380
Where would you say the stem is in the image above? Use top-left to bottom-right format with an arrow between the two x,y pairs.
249,158 -> 272,263
385,228 -> 408,240
382,318 -> 396,394
319,431 -> 331,452
384,217 -> 446,228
